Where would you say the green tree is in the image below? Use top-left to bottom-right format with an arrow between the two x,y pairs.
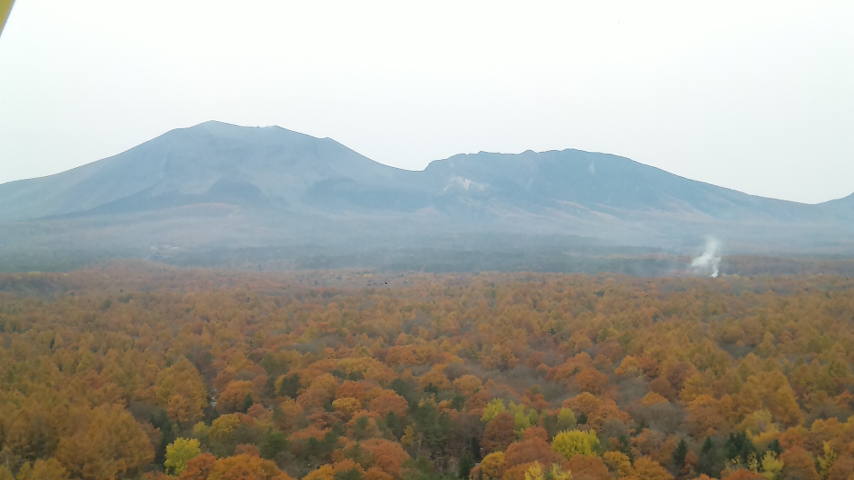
459,453 -> 476,480
725,431 -> 756,468
672,438 -> 688,472
260,430 -> 289,460
275,373 -> 302,399
243,393 -> 254,413
155,419 -> 175,467
698,437 -> 722,478
617,435 -> 635,463
385,411 -> 405,440
767,439 -> 782,458
335,467 -> 364,480
165,437 -> 202,475
413,403 -> 451,456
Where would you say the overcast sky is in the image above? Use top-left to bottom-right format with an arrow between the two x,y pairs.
1,1 -> 852,203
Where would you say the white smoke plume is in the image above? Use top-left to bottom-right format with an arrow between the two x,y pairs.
691,237 -> 721,277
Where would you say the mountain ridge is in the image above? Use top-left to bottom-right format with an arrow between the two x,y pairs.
1,121 -> 851,257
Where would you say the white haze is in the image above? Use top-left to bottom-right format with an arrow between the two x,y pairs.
691,238 -> 722,277
0,1 -> 852,204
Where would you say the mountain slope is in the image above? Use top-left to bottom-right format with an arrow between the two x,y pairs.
421,150 -> 819,222
0,121 -> 423,221
0,121 -> 850,257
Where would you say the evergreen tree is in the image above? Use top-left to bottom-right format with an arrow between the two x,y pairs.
155,420 -> 175,467
673,438 -> 689,472
459,453 -> 476,480
276,374 -> 301,399
698,437 -> 722,477
260,430 -> 288,460
767,439 -> 783,457
618,435 -> 635,463
725,431 -> 756,464
385,411 -> 405,440
335,468 -> 364,480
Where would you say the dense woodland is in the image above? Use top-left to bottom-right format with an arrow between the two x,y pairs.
1,262 -> 854,480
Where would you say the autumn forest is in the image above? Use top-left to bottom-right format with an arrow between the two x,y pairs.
1,262 -> 853,480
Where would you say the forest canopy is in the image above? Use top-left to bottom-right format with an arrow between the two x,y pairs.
0,262 -> 853,480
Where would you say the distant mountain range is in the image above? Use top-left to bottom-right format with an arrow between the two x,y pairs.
1,121 -> 852,269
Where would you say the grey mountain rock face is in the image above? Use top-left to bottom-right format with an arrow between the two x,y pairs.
0,121 -> 851,256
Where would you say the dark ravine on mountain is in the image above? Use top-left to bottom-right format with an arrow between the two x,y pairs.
1,121 -> 853,270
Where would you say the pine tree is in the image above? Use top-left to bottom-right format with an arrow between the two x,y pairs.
725,431 -> 756,464
618,435 -> 635,463
767,439 -> 782,457
459,453 -> 476,479
698,437 -> 721,477
673,438 -> 689,472
155,420 -> 175,466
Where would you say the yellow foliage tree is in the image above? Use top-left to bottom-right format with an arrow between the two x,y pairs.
817,442 -> 836,480
453,375 -> 484,396
16,459 -> 68,480
551,430 -> 600,461
55,405 -> 153,480
615,356 -> 642,377
524,462 -> 571,480
482,452 -> 507,480
482,399 -> 507,423
603,451 -> 633,478
304,464 -> 335,480
631,457 -> 674,480
760,451 -> 784,480
209,414 -> 241,441
156,358 -> 209,424
165,438 -> 202,475
332,397 -> 362,418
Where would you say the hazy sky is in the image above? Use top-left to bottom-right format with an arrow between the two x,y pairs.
1,1 -> 852,204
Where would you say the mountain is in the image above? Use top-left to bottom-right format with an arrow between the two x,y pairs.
420,150 -> 821,221
0,121 -> 852,267
0,121 -> 424,221
823,191 -> 854,212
